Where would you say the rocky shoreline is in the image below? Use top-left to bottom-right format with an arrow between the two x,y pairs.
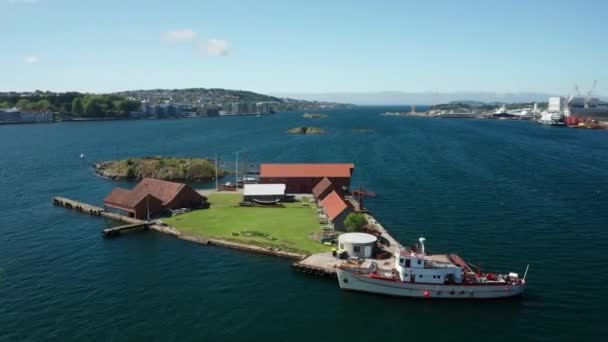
93,156 -> 224,181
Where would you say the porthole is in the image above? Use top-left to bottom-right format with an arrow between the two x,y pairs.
343,278 -> 348,283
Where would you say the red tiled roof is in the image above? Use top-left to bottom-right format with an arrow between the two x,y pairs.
104,188 -> 135,208
320,190 -> 349,221
104,187 -> 159,209
312,177 -> 334,198
260,163 -> 354,178
103,178 -> 198,209
130,178 -> 186,206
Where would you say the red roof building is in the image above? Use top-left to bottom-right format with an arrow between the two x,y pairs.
312,177 -> 337,201
259,163 -> 354,193
320,190 -> 352,230
103,178 -> 206,219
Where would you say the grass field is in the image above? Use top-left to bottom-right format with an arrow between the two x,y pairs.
164,193 -> 330,254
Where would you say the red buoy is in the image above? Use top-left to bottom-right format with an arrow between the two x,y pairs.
423,290 -> 430,297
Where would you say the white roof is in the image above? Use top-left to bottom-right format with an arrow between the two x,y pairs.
243,183 -> 286,196
338,232 -> 377,244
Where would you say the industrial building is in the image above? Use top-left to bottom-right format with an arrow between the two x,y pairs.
243,183 -> 286,203
320,190 -> 353,230
338,232 -> 377,259
103,178 -> 206,219
259,163 -> 354,193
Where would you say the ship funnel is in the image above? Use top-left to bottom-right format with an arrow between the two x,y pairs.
419,237 -> 426,255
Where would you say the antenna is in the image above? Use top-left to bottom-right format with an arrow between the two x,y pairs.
419,237 -> 426,255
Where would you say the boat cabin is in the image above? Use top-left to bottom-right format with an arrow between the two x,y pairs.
395,251 -> 463,284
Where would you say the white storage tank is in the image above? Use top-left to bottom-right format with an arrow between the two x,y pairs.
338,233 -> 377,259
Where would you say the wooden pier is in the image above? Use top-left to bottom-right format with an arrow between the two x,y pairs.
53,196 -> 149,237
102,222 -> 150,238
52,197 -> 144,224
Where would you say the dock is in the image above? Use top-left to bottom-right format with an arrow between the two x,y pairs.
102,222 -> 150,238
52,196 -> 144,224
53,196 -> 150,238
292,252 -> 340,277
292,211 -> 402,278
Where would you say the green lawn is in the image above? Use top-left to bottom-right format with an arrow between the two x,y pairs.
164,193 -> 330,254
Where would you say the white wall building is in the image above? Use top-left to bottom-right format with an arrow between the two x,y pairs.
338,233 -> 377,259
548,97 -> 566,113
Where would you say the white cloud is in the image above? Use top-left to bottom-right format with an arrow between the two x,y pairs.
24,56 -> 39,64
161,29 -> 197,43
200,39 -> 230,56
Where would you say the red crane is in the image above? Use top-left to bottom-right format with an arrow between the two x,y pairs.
351,187 -> 376,212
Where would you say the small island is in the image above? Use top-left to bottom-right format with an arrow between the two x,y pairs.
302,113 -> 328,118
287,126 -> 326,134
94,156 -> 225,181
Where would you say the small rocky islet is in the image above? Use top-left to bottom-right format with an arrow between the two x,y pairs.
302,113 -> 329,118
287,126 -> 326,135
93,156 -> 225,181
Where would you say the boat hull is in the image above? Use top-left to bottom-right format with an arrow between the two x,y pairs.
337,269 -> 525,299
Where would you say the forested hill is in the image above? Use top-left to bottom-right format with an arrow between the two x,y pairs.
113,88 -> 354,111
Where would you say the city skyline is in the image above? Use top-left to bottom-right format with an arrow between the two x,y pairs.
2,0 -> 607,102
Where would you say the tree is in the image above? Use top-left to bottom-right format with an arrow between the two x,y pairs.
72,97 -> 83,116
83,96 -> 104,117
36,100 -> 51,111
344,212 -> 367,232
15,99 -> 31,110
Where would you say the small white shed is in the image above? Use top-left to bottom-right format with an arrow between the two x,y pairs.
338,233 -> 377,259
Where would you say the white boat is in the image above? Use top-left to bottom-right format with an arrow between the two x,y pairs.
537,111 -> 564,125
337,237 -> 528,299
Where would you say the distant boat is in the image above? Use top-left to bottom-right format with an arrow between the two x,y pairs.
436,112 -> 477,118
537,111 -> 565,126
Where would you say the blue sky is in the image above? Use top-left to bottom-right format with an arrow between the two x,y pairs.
1,0 -> 607,98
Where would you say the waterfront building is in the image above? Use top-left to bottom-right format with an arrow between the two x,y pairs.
255,102 -> 276,114
0,108 -> 52,123
247,102 -> 256,114
103,178 -> 206,219
0,108 -> 23,123
320,190 -> 352,230
230,102 -> 250,115
259,163 -> 354,193
199,106 -> 220,116
312,177 -> 337,202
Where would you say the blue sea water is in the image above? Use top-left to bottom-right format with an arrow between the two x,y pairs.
1,107 -> 607,341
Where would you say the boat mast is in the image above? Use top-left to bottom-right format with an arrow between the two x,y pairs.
523,264 -> 530,281
419,237 -> 426,255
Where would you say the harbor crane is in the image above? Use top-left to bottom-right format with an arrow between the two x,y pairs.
351,186 -> 376,212
585,80 -> 598,108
